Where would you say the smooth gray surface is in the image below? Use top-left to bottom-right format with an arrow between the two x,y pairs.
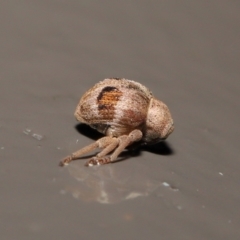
1,1 -> 240,239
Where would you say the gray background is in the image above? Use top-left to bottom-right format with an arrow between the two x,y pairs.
1,1 -> 240,239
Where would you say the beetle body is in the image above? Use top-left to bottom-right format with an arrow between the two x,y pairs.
60,78 -> 174,166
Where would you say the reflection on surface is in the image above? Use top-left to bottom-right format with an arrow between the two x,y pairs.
60,123 -> 175,204
61,161 -> 179,204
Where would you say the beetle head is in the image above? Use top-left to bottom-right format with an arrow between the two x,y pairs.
144,98 -> 174,144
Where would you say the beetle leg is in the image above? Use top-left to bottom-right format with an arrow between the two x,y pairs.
85,129 -> 143,166
59,136 -> 114,166
84,138 -> 119,166
96,138 -> 119,158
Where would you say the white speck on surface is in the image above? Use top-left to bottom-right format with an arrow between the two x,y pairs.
162,182 -> 179,191
23,128 -> 32,135
32,133 -> 43,141
219,172 -> 223,176
23,129 -> 44,141
125,192 -> 146,200
1,147 -> 4,150
88,163 -> 93,167
162,182 -> 170,187
76,139 -> 79,144
57,147 -> 61,150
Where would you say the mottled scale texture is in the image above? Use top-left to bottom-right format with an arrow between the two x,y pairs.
75,78 -> 153,137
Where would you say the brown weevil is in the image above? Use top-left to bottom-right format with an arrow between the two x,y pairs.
60,78 -> 174,167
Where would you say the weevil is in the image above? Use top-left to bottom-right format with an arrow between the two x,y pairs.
60,78 -> 174,167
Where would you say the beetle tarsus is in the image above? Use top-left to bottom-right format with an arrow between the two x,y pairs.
85,157 -> 111,167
